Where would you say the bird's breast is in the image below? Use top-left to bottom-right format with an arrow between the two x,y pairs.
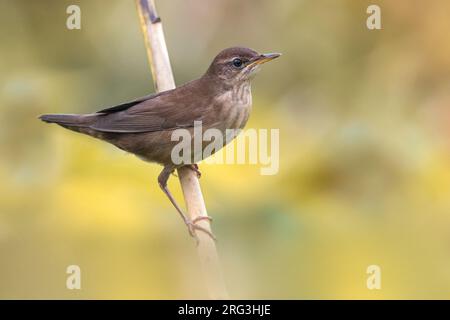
214,82 -> 252,131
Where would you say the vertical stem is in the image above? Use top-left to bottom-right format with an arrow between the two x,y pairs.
135,0 -> 228,299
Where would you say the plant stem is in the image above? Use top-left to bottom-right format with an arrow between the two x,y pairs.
135,0 -> 228,299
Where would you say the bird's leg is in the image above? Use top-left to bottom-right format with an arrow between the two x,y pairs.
158,165 -> 215,243
186,163 -> 202,178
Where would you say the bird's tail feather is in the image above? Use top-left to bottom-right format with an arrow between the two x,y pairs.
39,113 -> 97,127
39,113 -> 100,135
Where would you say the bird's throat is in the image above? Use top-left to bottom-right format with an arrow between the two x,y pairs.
230,81 -> 252,106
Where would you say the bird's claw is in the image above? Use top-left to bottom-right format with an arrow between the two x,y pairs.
187,164 -> 202,179
185,216 -> 216,245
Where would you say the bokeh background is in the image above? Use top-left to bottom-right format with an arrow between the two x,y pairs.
1,0 -> 450,299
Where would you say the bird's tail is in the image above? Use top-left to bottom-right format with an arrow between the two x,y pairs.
39,113 -> 98,133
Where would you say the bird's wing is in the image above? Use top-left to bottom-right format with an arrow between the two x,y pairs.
96,92 -> 164,114
90,84 -> 210,133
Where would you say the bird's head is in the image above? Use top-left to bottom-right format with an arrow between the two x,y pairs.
205,47 -> 281,86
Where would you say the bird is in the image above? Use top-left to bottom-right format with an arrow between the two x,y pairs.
39,47 -> 281,241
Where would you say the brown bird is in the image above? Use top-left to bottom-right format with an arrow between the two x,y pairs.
40,47 -> 280,241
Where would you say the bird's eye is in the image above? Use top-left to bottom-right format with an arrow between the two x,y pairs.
232,58 -> 243,68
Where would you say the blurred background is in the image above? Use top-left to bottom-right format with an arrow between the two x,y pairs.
1,0 -> 450,299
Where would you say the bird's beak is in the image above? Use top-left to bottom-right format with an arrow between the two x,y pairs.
248,53 -> 281,67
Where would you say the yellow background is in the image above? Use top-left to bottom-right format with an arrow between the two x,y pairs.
1,0 -> 450,299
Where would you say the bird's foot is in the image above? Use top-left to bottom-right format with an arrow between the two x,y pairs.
187,164 -> 202,179
158,165 -> 213,245
185,216 -> 216,245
